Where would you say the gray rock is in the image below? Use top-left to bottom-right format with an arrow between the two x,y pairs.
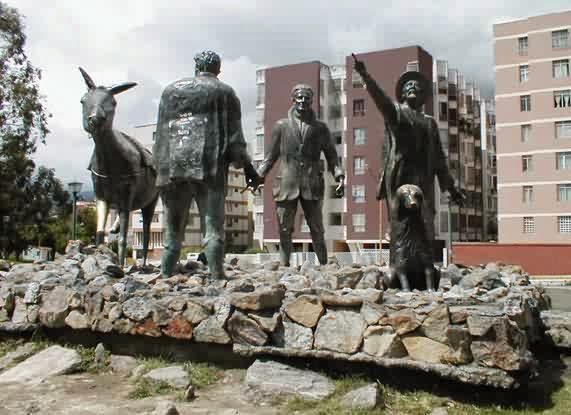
355,267 -> 381,290
229,286 -> 285,311
467,314 -> 496,336
23,282 -> 41,305
64,310 -> 90,329
459,269 -> 506,291
109,355 -> 138,376
279,274 -> 310,291
122,297 -> 152,321
445,326 -> 473,364
143,366 -> 190,389
444,264 -> 463,285
421,304 -> 450,344
363,326 -> 407,358
402,336 -> 452,364
226,279 -> 255,293
11,298 -> 28,324
0,343 -> 35,371
284,295 -> 324,328
340,383 -> 381,410
273,321 -> 314,350
361,301 -> 386,325
0,259 -> 10,272
314,309 -> 367,354
38,286 -> 71,328
81,256 -> 101,279
184,384 -> 196,401
183,301 -> 210,324
264,261 -> 280,272
193,300 -> 232,344
541,310 -> 571,348
245,359 -> 334,401
335,267 -> 363,288
431,408 -> 448,415
0,345 -> 81,385
94,343 -> 106,366
248,311 -> 281,333
153,400 -> 179,415
380,309 -> 423,335
227,311 -> 268,346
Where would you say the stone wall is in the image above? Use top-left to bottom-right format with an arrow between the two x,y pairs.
0,245 -> 551,389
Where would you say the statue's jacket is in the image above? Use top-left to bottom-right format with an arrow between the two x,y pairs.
153,73 -> 249,188
378,103 -> 455,240
258,107 -> 344,201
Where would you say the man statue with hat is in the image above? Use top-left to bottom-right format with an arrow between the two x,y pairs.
257,84 -> 345,266
153,50 -> 260,279
352,55 -> 464,245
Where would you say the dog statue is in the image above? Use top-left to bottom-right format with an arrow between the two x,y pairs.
383,184 -> 440,291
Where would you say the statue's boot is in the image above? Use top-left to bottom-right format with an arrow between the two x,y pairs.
204,235 -> 225,279
161,241 -> 181,278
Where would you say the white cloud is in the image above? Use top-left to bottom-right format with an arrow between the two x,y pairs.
6,0 -> 570,189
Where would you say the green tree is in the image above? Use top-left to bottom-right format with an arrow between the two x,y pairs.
77,206 -> 97,245
0,2 -> 51,255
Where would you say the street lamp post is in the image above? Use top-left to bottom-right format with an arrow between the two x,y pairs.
68,181 -> 83,241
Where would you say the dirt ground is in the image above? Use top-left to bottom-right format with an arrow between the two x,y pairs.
0,368 -> 277,415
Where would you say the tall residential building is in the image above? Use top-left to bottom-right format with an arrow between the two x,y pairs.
494,10 -> 571,242
253,46 -> 496,255
125,123 -> 251,259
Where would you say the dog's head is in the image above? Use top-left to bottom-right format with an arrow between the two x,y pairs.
395,184 -> 424,213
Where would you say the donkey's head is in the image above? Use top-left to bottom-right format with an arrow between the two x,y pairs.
79,67 -> 137,135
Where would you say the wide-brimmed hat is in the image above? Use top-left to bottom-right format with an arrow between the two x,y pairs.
395,71 -> 430,104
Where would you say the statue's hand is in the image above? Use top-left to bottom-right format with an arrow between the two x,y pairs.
244,163 -> 262,193
449,187 -> 466,206
352,53 -> 367,76
335,176 -> 345,198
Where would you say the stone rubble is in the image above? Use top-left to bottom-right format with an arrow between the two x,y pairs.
0,244 -> 554,389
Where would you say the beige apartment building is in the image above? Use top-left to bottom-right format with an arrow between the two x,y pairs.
494,10 -> 571,242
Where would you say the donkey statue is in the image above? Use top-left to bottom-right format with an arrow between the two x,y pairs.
79,67 -> 159,266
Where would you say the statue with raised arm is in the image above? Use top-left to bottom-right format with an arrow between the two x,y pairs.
257,84 -> 345,266
153,50 -> 260,279
352,54 -> 464,290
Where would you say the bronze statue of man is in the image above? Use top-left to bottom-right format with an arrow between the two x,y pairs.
353,56 -> 464,245
257,84 -> 344,266
153,50 -> 259,278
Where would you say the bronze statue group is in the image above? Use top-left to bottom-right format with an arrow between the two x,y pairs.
80,50 -> 464,291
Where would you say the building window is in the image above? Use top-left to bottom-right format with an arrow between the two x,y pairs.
518,36 -> 528,56
556,121 -> 571,139
519,65 -> 529,83
352,185 -> 366,203
256,108 -> 264,129
552,29 -> 569,49
523,217 -> 535,233
255,212 -> 263,229
256,69 -> 265,83
439,102 -> 448,121
553,59 -> 570,79
352,70 -> 364,88
557,152 -> 571,170
353,99 -> 365,116
256,134 -> 264,153
329,213 -> 343,226
554,90 -> 571,108
559,216 -> 571,233
256,84 -> 265,106
521,124 -> 532,142
522,186 -> 533,203
558,184 -> 571,201
439,211 -> 448,233
353,157 -> 366,175
352,214 -> 366,233
520,95 -> 531,111
354,128 -> 366,145
522,155 -> 533,172
152,213 -> 159,223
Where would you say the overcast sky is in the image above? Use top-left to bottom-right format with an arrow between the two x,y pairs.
8,0 -> 571,189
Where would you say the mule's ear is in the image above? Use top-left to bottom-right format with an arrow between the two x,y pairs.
79,67 -> 96,89
109,82 -> 137,95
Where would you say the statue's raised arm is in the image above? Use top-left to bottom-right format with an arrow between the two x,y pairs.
352,53 -> 397,126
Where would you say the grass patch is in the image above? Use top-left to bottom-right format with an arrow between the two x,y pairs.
183,361 -> 222,389
280,373 -> 571,415
128,378 -> 175,399
0,338 -> 23,359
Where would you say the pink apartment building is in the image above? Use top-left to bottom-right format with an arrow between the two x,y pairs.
494,10 -> 571,242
